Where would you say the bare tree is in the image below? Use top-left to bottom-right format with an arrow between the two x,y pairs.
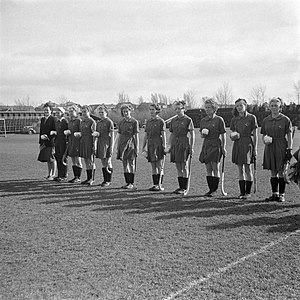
56,95 -> 69,105
14,95 -> 31,107
150,93 -> 170,105
138,96 -> 144,105
14,95 -> 36,110
183,89 -> 198,108
201,96 -> 212,107
118,91 -> 130,103
251,85 -> 267,105
150,93 -> 159,104
214,83 -> 233,107
293,79 -> 300,105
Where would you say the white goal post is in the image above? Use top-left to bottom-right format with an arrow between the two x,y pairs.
0,118 -> 7,137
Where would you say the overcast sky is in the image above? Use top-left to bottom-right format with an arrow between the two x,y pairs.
1,0 -> 299,106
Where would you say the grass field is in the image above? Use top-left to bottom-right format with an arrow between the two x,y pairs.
1,131 -> 300,300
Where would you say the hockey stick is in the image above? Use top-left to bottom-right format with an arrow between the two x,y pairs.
220,154 -> 227,196
159,155 -> 166,190
253,156 -> 257,194
165,115 -> 177,124
283,160 -> 291,184
283,126 -> 296,184
62,137 -> 70,166
90,134 -> 98,183
184,154 -> 192,196
91,152 -> 96,183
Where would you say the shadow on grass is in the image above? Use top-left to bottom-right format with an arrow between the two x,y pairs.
1,179 -> 299,233
0,179 -> 55,195
0,179 -> 89,197
206,214 -> 300,233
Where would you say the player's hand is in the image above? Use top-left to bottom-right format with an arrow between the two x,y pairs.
74,132 -> 81,138
64,130 -> 71,136
92,131 -> 99,137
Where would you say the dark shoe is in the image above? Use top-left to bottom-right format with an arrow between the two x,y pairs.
149,185 -> 158,191
204,191 -> 212,197
176,189 -> 185,195
68,177 -> 77,183
58,177 -> 67,183
265,194 -> 279,202
82,170 -> 93,185
209,190 -> 217,197
242,193 -> 251,199
152,186 -> 160,191
173,188 -> 181,194
101,182 -> 111,187
124,183 -> 135,189
87,179 -> 94,186
278,194 -> 285,202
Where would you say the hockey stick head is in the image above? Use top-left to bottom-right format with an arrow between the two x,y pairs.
62,156 -> 68,166
283,161 -> 291,184
221,155 -> 227,196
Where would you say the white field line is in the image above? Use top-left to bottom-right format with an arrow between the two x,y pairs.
163,229 -> 300,300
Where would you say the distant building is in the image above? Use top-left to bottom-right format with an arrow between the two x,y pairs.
0,105 -> 35,111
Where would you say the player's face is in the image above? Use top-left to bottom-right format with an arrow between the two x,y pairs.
55,110 -> 62,119
149,106 -> 157,117
82,108 -> 89,118
175,105 -> 184,116
269,101 -> 280,114
99,109 -> 107,119
236,101 -> 246,113
43,107 -> 51,117
122,108 -> 131,118
204,103 -> 214,115
69,108 -> 76,118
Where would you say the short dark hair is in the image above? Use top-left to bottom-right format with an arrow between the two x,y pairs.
173,100 -> 186,110
120,104 -> 133,117
81,105 -> 91,112
43,103 -> 53,111
68,105 -> 78,112
150,103 -> 161,114
98,104 -> 109,114
232,98 -> 247,117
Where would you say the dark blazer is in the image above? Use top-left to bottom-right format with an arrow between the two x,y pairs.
54,118 -> 69,157
39,115 -> 56,147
